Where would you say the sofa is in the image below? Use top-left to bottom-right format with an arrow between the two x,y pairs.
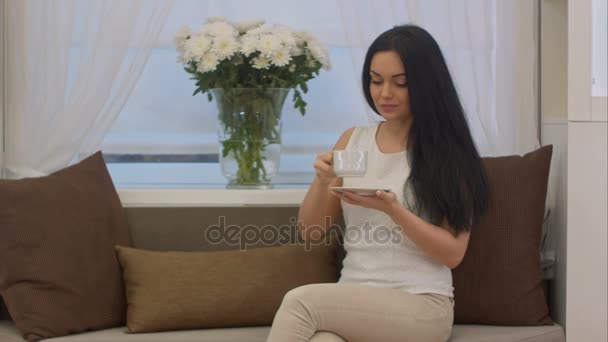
1,205 -> 564,341
0,148 -> 566,341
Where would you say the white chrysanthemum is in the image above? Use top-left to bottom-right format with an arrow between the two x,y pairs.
197,52 -> 220,73
184,34 -> 212,61
175,19 -> 332,94
205,21 -> 238,38
176,49 -> 189,64
257,33 -> 282,56
247,25 -> 268,36
271,25 -> 297,48
271,49 -> 291,67
240,35 -> 259,56
212,36 -> 239,60
206,16 -> 229,24
234,20 -> 265,34
308,41 -> 331,70
174,25 -> 192,50
252,56 -> 270,69
294,31 -> 313,46
296,31 -> 330,67
290,45 -> 304,56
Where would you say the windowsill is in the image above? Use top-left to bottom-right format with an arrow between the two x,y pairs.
109,158 -> 314,207
117,188 -> 308,207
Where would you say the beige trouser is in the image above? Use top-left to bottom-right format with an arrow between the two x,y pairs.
266,283 -> 453,342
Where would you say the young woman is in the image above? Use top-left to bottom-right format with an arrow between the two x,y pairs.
267,24 -> 488,342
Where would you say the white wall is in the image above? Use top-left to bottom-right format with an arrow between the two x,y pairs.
542,2 -> 608,338
540,0 -> 568,326
541,121 -> 568,325
566,122 -> 607,341
566,0 -> 608,341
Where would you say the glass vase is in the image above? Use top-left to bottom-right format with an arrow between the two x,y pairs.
211,88 -> 290,189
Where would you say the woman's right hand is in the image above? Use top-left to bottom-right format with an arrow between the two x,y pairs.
313,151 -> 337,187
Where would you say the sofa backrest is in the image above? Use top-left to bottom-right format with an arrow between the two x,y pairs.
124,206 -> 347,275
1,205 -> 553,323
0,206 -> 345,322
125,206 -> 324,249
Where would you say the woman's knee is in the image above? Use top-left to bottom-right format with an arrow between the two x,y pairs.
309,331 -> 347,342
283,283 -> 327,304
279,283 -> 333,316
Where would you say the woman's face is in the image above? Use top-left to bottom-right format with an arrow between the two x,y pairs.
369,50 -> 411,122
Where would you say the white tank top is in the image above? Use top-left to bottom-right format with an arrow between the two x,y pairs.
338,124 -> 454,297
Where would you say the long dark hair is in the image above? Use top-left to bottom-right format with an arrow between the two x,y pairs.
362,24 -> 488,235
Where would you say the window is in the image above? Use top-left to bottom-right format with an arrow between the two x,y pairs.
102,0 -> 370,186
102,0 -> 497,186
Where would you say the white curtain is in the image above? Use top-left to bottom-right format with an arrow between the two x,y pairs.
336,0 -> 540,157
495,0 -> 541,156
2,0 -> 540,178
2,0 -> 174,178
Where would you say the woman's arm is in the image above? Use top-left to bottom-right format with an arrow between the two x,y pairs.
298,127 -> 354,242
335,190 -> 470,269
387,204 -> 470,269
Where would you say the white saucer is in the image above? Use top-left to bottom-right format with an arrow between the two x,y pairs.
330,187 -> 391,196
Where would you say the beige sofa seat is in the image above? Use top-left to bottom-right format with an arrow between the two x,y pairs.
0,321 -> 565,342
449,324 -> 565,342
0,322 -> 270,342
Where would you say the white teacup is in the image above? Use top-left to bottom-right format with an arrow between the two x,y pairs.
333,150 -> 367,177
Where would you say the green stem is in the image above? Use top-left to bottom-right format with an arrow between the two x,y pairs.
215,88 -> 288,186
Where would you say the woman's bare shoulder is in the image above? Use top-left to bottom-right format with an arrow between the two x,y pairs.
333,126 -> 357,151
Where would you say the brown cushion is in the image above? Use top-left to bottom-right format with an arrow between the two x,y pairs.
114,243 -> 338,333
452,145 -> 553,325
0,152 -> 131,341
0,297 -> 10,321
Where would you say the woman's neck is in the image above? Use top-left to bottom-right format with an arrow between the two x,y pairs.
379,119 -> 412,149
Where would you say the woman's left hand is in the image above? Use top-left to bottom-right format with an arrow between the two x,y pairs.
332,190 -> 400,216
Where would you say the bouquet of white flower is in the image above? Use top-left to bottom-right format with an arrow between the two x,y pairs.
175,17 -> 330,115
174,17 -> 330,188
